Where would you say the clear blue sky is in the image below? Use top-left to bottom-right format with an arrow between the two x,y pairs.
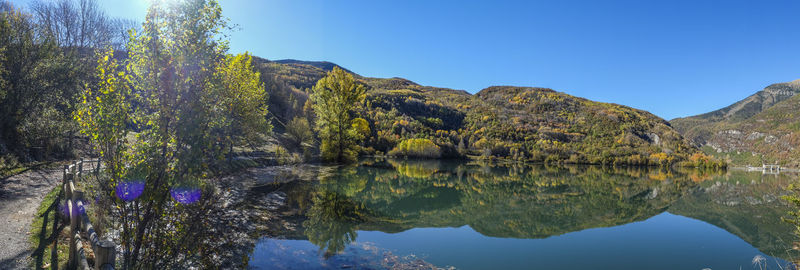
12,0 -> 800,120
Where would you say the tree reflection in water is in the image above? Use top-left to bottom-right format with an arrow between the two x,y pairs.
303,191 -> 363,257
297,159 -> 720,255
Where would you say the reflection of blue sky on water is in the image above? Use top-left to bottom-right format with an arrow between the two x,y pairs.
359,212 -> 791,270
249,239 -> 444,270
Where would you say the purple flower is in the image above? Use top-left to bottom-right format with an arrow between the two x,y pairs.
116,181 -> 145,201
170,187 -> 202,204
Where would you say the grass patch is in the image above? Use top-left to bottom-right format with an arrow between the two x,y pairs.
29,185 -> 69,270
1,161 -> 59,179
0,166 -> 29,178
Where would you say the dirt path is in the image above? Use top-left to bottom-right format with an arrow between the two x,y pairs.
0,165 -> 63,269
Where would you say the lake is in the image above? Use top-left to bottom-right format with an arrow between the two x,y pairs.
247,159 -> 799,269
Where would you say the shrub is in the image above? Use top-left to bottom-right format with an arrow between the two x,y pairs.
274,145 -> 290,164
285,116 -> 313,147
388,138 -> 441,158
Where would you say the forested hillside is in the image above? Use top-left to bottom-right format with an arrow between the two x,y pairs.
256,58 -> 708,166
670,80 -> 800,167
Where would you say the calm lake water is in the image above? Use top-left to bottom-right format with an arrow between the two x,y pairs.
247,159 -> 800,270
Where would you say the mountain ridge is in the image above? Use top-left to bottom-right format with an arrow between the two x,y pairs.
670,79 -> 800,167
256,57 -> 709,166
671,79 -> 800,126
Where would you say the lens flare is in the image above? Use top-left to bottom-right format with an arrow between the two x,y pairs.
170,186 -> 202,204
116,181 -> 145,201
59,200 -> 86,217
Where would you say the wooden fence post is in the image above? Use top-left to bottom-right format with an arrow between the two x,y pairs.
73,190 -> 84,230
62,165 -> 69,203
78,158 -> 84,180
62,165 -> 68,185
67,201 -> 77,268
65,159 -> 118,269
64,170 -> 73,206
75,234 -> 91,270
62,165 -> 68,220
95,240 -> 116,270
64,166 -> 78,269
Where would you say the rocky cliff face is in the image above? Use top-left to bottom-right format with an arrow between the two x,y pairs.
670,80 -> 800,167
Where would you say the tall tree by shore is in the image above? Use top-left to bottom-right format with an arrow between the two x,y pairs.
310,66 -> 366,163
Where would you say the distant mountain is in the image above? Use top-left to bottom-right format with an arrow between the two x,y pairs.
670,80 -> 800,167
255,57 -> 700,165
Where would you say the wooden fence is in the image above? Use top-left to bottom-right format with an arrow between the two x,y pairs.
63,158 -> 117,270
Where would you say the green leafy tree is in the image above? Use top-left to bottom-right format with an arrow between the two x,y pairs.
310,66 -> 366,163
75,48 -> 132,189
0,0 -> 135,163
0,2 -> 81,160
75,0 -> 270,268
215,52 -> 271,155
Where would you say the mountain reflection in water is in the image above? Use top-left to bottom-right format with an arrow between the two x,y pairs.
249,159 -> 799,270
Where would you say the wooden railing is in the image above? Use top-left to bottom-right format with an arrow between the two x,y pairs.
63,158 -> 117,270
